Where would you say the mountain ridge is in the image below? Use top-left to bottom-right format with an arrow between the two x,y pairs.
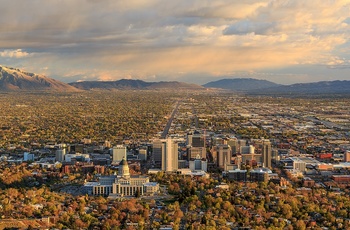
0,65 -> 80,92
203,78 -> 350,94
1,65 -> 349,94
69,79 -> 203,90
256,80 -> 350,95
203,78 -> 281,91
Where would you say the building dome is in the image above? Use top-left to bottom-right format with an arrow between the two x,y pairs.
120,158 -> 128,166
119,157 -> 130,178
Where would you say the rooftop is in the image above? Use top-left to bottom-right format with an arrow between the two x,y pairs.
84,182 -> 100,186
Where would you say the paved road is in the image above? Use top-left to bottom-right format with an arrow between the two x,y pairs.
307,116 -> 349,131
161,101 -> 181,139
192,104 -> 199,129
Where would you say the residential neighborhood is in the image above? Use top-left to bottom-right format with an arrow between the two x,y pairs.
0,91 -> 349,229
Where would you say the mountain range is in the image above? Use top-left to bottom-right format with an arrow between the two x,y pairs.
0,65 -> 349,94
203,78 -> 281,91
0,65 -> 79,92
69,79 -> 203,90
204,78 -> 350,95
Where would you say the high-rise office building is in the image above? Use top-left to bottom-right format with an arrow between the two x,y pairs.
250,139 -> 272,167
217,144 -> 231,169
186,131 -> 205,147
241,145 -> 255,154
153,138 -> 178,172
344,151 -> 350,162
152,139 -> 163,167
56,149 -> 66,162
186,133 -> 193,146
226,138 -> 238,154
262,140 -> 272,168
138,148 -> 147,161
162,138 -> 178,172
238,139 -> 247,153
191,131 -> 205,148
241,145 -> 258,165
112,145 -> 127,163
188,147 -> 206,160
187,131 -> 206,160
56,143 -> 68,162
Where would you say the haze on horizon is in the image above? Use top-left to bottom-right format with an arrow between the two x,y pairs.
0,0 -> 350,85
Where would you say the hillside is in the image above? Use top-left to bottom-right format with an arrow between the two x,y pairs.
203,78 -> 280,91
69,79 -> 152,90
69,79 -> 203,90
258,80 -> 350,95
0,66 -> 79,92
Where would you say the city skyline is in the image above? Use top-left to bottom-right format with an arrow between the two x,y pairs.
1,0 -> 350,84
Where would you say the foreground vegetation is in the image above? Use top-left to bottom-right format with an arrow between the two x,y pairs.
0,164 -> 349,229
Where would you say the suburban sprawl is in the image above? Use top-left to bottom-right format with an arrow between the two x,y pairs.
0,91 -> 349,229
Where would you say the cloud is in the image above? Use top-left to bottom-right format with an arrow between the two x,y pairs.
0,0 -> 350,84
223,20 -> 275,35
326,56 -> 350,69
345,17 -> 350,24
0,49 -> 32,58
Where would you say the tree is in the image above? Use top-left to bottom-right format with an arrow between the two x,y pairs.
295,220 -> 306,230
134,188 -> 141,198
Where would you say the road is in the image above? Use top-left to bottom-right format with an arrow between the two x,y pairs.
307,116 -> 350,131
192,103 -> 199,129
161,100 -> 181,139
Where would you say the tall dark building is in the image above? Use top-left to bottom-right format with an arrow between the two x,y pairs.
187,131 -> 206,160
152,139 -> 163,168
262,140 -> 272,168
192,132 -> 205,148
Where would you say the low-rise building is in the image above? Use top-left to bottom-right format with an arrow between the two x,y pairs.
226,169 -> 247,182
303,177 -> 316,187
189,155 -> 207,172
332,175 -> 350,184
250,169 -> 269,182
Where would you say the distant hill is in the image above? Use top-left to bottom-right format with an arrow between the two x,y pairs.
203,78 -> 281,91
69,79 -> 152,90
0,65 -> 79,92
148,81 -> 203,89
258,80 -> 350,95
69,79 -> 203,90
2,65 -> 348,94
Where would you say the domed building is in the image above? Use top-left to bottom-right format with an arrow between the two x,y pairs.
112,157 -> 151,196
87,157 -> 159,197
118,158 -> 130,178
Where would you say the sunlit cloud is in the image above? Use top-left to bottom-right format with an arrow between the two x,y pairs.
0,49 -> 32,58
0,0 -> 349,84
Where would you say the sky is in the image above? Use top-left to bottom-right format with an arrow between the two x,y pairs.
0,0 -> 350,85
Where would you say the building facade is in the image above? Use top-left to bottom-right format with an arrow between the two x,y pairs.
112,145 -> 127,163
152,138 -> 178,172
86,158 -> 159,197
